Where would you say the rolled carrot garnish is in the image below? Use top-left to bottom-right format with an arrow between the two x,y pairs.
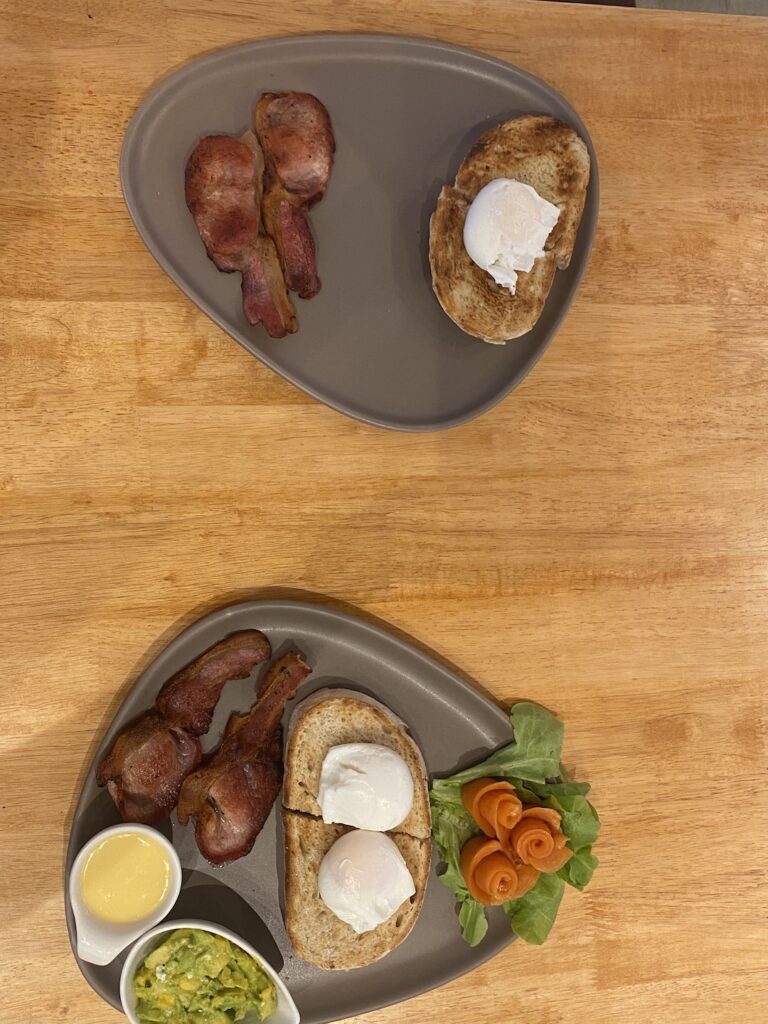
461,778 -> 523,840
508,856 -> 540,898
505,806 -> 573,873
460,836 -> 518,905
460,836 -> 540,905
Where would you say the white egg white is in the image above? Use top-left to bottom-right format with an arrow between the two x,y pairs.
317,743 -> 414,832
463,178 -> 560,294
318,829 -> 416,934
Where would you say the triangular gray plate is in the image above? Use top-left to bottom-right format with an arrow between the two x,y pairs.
66,600 -> 519,1023
120,34 -> 598,431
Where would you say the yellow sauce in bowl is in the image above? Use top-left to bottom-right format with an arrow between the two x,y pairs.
80,831 -> 171,924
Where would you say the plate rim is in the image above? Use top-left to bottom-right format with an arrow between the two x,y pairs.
64,599 -> 517,1020
119,32 -> 600,433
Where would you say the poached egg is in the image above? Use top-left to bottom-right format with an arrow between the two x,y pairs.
317,743 -> 414,832
318,829 -> 416,934
463,178 -> 560,294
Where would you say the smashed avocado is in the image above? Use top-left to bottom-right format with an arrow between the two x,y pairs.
133,928 -> 277,1024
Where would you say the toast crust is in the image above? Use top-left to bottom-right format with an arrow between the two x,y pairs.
282,690 -> 432,969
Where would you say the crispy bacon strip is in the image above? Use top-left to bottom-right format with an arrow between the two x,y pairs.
96,710 -> 202,825
177,651 -> 311,864
185,133 -> 297,337
96,631 -> 272,824
156,631 -> 272,736
240,237 -> 297,337
255,93 -> 334,203
255,92 -> 334,299
260,192 -> 320,300
185,135 -> 261,258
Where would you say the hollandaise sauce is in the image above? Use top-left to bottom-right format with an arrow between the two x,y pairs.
80,831 -> 170,923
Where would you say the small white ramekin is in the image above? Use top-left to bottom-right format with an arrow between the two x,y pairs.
120,919 -> 299,1024
69,823 -> 182,966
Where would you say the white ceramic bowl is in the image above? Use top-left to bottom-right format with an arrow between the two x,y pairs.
69,824 -> 182,966
120,919 -> 300,1024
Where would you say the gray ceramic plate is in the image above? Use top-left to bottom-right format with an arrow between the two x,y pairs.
120,34 -> 598,431
65,600 -> 516,1022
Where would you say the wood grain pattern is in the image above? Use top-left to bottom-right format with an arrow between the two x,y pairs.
1,1 -> 767,1022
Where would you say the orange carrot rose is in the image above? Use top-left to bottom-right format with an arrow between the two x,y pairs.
462,778 -> 523,840
505,806 -> 573,873
460,836 -> 540,905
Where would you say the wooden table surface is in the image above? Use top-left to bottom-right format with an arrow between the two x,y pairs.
2,1 -> 767,1022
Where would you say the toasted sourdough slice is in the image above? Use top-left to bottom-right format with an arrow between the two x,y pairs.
429,115 -> 590,343
282,689 -> 431,839
283,813 -> 431,969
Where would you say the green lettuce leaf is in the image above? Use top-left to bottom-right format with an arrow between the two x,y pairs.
458,897 -> 488,946
558,846 -> 599,890
430,796 -> 478,899
525,780 -> 593,799
431,796 -> 489,945
503,872 -> 565,945
431,703 -> 564,800
547,793 -> 601,850
506,780 -> 541,804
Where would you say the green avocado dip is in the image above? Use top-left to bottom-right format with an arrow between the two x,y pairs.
132,928 -> 277,1024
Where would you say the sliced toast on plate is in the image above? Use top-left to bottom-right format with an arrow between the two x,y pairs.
429,115 -> 590,343
282,689 -> 432,969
